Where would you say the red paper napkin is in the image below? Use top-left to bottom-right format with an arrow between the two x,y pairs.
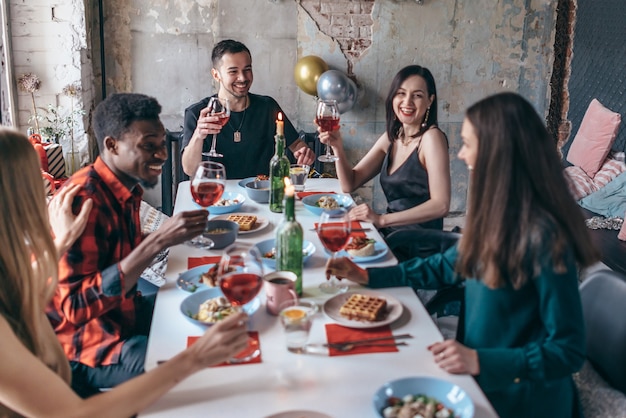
314,221 -> 367,238
188,256 -> 221,269
296,191 -> 336,200
325,324 -> 398,357
187,331 -> 262,366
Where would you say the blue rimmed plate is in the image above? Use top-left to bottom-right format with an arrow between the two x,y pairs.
325,241 -> 389,263
180,287 -> 261,326
254,238 -> 316,269
176,264 -> 217,293
372,376 -> 475,417
302,194 -> 355,216
238,177 -> 258,188
205,191 -> 246,214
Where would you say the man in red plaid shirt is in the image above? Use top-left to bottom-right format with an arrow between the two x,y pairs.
46,93 -> 209,397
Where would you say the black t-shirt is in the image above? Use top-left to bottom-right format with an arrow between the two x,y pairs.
182,93 -> 299,179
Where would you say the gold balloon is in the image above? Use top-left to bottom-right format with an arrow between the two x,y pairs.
293,55 -> 329,96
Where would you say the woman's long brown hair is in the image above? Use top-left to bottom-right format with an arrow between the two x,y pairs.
0,129 -> 59,356
456,93 -> 598,289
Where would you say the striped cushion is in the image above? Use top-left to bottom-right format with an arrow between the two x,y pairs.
565,165 -> 597,200
593,158 -> 626,189
43,144 -> 66,179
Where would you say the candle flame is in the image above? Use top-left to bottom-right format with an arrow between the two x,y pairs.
278,112 -> 283,121
284,177 -> 292,187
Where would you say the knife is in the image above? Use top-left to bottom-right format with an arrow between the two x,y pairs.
322,333 -> 413,347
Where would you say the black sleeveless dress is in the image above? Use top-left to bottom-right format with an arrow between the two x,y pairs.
379,141 -> 443,233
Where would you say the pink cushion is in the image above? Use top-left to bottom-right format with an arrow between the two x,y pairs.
567,99 -> 621,178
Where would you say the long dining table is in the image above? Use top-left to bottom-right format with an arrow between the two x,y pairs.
139,178 -> 497,418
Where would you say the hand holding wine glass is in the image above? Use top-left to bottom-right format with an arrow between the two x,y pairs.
185,161 -> 226,249
316,99 -> 340,163
218,243 -> 264,363
203,97 -> 230,158
317,208 -> 352,294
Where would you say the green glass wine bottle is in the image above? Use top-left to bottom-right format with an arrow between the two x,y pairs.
276,188 -> 303,296
269,132 -> 290,213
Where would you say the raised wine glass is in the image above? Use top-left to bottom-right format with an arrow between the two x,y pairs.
202,97 -> 230,158
316,99 -> 340,163
185,161 -> 226,249
217,243 -> 264,363
317,207 -> 352,294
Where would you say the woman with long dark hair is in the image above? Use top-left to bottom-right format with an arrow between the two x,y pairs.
317,65 -> 450,233
325,92 -> 598,417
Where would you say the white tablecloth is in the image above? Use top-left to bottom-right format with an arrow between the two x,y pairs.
140,179 -> 497,418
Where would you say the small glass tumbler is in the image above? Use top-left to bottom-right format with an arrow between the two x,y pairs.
289,164 -> 310,192
278,300 -> 318,353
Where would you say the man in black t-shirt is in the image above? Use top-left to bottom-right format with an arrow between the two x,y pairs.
181,39 -> 315,179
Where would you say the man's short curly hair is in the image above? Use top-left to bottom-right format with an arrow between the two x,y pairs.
93,93 -> 162,152
211,39 -> 251,68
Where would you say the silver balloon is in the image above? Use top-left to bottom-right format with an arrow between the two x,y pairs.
316,70 -> 357,114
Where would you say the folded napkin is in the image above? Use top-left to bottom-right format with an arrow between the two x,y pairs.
314,221 -> 367,238
187,331 -> 262,366
325,324 -> 398,357
188,256 -> 222,270
296,191 -> 336,200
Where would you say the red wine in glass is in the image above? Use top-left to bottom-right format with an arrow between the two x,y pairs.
191,181 -> 225,207
317,208 -> 351,294
215,113 -> 230,127
219,272 -> 263,307
217,244 -> 264,363
316,99 -> 340,163
316,116 -> 340,132
185,161 -> 226,249
318,226 -> 351,252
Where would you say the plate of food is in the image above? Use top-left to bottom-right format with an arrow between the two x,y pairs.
302,193 -> 355,216
323,290 -> 403,329
238,175 -> 269,188
372,376 -> 475,418
213,212 -> 269,235
176,264 -> 222,293
204,191 -> 245,214
254,238 -> 316,268
333,238 -> 389,263
180,287 -> 261,326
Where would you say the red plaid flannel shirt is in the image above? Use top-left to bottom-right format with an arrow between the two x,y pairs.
46,158 -> 143,367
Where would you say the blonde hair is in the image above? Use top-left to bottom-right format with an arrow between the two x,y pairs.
0,128 -> 59,356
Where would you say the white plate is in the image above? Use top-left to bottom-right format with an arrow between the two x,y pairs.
213,213 -> 270,235
334,242 -> 389,263
323,290 -> 403,329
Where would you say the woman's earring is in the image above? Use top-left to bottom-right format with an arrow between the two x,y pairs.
421,107 -> 430,129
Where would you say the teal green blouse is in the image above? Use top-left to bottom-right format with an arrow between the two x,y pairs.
368,245 -> 585,418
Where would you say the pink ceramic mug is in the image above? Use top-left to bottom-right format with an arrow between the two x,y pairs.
264,271 -> 298,315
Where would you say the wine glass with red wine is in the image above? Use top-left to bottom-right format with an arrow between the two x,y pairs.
184,161 -> 226,249
316,99 -> 340,163
202,97 -> 230,158
217,243 -> 264,363
317,207 -> 352,294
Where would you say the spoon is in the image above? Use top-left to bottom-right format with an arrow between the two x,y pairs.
329,341 -> 408,352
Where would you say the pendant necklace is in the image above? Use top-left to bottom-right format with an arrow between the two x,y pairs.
229,96 -> 248,143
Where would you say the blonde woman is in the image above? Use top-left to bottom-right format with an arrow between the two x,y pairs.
0,129 -> 248,417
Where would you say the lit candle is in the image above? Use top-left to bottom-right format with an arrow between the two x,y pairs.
276,112 -> 284,136
284,177 -> 295,197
